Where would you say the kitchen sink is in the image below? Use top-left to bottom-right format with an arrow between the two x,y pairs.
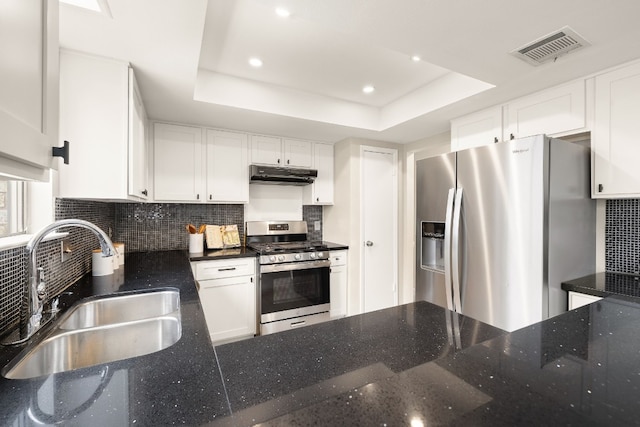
2,288 -> 182,380
58,288 -> 180,330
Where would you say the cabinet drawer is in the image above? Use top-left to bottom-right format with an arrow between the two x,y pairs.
329,250 -> 347,266
193,257 -> 255,280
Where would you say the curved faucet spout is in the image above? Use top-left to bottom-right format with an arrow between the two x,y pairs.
5,219 -> 116,345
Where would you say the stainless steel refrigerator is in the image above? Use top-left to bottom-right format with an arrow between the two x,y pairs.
416,134 -> 596,332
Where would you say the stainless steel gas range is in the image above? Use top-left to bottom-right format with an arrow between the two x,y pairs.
246,220 -> 331,335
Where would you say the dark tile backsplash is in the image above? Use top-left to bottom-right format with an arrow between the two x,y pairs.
605,199 -> 640,274
114,203 -> 245,252
302,205 -> 323,241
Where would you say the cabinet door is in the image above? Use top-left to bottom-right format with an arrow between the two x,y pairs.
58,50 -> 129,199
0,0 -> 58,179
198,275 -> 256,343
304,143 -> 334,205
450,106 -> 502,151
568,291 -> 602,310
153,123 -> 203,201
283,139 -> 312,168
505,80 -> 586,140
206,130 -> 248,203
330,262 -> 347,318
251,135 -> 282,165
128,69 -> 148,199
593,62 -> 640,198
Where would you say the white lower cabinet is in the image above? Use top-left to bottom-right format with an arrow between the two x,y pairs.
192,257 -> 256,344
329,250 -> 348,318
568,291 -> 602,310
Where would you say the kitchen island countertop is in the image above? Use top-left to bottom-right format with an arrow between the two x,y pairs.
2,251 -> 639,425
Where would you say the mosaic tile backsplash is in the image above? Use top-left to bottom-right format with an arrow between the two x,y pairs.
605,199 -> 640,274
114,203 -> 245,252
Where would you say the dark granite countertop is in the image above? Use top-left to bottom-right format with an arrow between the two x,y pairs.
0,251 -> 229,426
3,252 -> 640,425
562,272 -> 640,299
189,246 -> 259,261
322,241 -> 349,251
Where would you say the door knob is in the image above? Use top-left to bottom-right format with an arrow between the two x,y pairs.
365,241 -> 373,247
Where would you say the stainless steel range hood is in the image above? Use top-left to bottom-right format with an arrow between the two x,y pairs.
249,164 -> 317,186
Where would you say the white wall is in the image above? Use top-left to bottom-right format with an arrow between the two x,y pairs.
245,185 -> 303,221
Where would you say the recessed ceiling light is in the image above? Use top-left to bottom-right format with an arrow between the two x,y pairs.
249,57 -> 263,68
275,7 -> 291,18
362,85 -> 375,94
411,55 -> 421,62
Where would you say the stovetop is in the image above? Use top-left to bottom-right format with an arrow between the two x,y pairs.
248,241 -> 329,255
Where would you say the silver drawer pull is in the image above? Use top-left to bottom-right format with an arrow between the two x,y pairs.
218,267 -> 237,272
290,320 -> 306,328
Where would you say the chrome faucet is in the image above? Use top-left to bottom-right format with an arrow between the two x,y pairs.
7,219 -> 116,345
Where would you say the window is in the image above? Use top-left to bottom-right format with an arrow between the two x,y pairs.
0,180 -> 27,238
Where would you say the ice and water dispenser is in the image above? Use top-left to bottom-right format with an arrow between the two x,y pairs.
420,222 -> 445,273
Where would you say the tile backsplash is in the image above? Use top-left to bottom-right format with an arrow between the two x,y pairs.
605,199 -> 640,274
114,203 -> 245,252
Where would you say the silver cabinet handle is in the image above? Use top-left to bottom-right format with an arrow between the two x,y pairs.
365,241 -> 373,247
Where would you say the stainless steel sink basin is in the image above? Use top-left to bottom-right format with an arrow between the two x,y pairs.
2,288 -> 182,380
58,289 -> 180,330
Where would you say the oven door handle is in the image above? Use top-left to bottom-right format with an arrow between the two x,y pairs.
260,259 -> 330,274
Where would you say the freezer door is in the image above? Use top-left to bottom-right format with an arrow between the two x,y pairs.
455,136 -> 547,331
416,153 -> 456,308
416,153 -> 456,221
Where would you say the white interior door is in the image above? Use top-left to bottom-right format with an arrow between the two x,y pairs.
361,146 -> 398,313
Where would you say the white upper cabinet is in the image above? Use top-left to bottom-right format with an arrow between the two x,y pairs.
58,51 -> 149,200
450,106 -> 502,151
251,135 -> 312,167
206,129 -> 249,203
250,135 -> 282,165
129,70 -> 149,200
592,61 -> 640,198
283,139 -> 313,168
153,123 -> 203,202
504,80 -> 587,140
154,124 -> 249,203
303,143 -> 334,205
0,0 -> 58,180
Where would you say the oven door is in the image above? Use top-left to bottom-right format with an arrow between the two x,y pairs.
260,259 -> 330,323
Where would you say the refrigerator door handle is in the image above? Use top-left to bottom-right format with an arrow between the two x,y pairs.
443,188 -> 456,312
452,187 -> 463,313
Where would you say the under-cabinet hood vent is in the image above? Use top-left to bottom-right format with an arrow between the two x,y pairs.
510,26 -> 590,66
250,164 -> 317,186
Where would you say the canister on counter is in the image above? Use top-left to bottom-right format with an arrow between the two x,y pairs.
92,249 -> 114,276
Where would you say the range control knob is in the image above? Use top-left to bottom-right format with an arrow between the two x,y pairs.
277,255 -> 285,262
294,253 -> 302,260
317,252 -> 324,258
269,255 -> 277,262
309,252 -> 317,259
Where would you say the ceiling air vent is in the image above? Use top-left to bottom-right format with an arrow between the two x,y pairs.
510,26 -> 590,66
